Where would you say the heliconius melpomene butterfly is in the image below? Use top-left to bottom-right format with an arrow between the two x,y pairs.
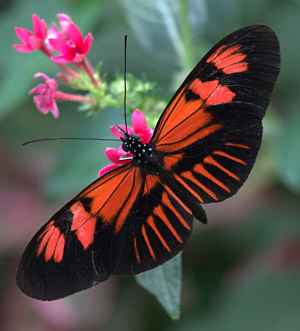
17,24 -> 280,300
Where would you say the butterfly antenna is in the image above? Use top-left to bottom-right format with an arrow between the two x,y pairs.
123,35 -> 128,134
22,137 -> 118,146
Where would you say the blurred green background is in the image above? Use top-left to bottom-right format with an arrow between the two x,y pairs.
1,0 -> 300,330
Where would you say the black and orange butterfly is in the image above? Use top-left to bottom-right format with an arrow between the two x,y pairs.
17,24 -> 280,300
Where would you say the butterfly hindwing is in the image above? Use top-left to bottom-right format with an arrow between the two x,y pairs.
111,173 -> 195,276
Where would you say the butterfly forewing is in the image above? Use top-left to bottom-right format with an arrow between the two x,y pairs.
152,24 -> 280,205
17,163 -> 140,299
17,163 -> 195,299
17,24 -> 280,300
152,24 -> 280,146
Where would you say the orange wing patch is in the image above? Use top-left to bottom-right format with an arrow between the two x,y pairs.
207,44 -> 248,74
190,79 -> 236,106
70,202 -> 97,250
37,221 -> 65,263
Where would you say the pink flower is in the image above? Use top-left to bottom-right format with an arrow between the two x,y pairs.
98,110 -> 153,177
46,14 -> 73,48
49,22 -> 93,63
30,73 -> 59,118
14,14 -> 48,52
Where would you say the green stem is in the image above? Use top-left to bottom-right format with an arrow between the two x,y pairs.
179,0 -> 194,69
55,91 -> 96,104
157,0 -> 186,67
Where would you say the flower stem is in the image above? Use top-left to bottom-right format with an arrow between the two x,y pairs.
55,91 -> 96,104
77,58 -> 100,88
56,63 -> 79,78
40,44 -> 79,78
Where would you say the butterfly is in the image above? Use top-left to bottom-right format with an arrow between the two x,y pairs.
17,24 -> 280,300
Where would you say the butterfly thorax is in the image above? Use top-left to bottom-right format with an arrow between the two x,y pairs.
122,133 -> 160,170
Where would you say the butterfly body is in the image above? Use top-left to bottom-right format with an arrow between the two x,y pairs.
121,131 -> 160,170
17,24 -> 280,300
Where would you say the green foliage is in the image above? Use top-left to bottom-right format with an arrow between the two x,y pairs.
136,253 -> 182,320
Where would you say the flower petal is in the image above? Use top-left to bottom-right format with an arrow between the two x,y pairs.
13,44 -> 33,52
15,27 -> 31,44
50,102 -> 60,118
57,13 -> 72,32
32,14 -> 47,40
68,23 -> 83,46
98,164 -> 117,177
132,109 -> 147,132
110,125 -> 123,140
105,148 -> 122,164
29,36 -> 43,50
33,72 -> 50,81
49,38 -> 69,53
82,33 -> 93,53
72,53 -> 86,63
51,54 -> 74,63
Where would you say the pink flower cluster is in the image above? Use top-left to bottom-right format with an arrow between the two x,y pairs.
99,110 -> 153,176
14,14 -> 154,177
14,14 -> 93,63
14,14 -> 97,118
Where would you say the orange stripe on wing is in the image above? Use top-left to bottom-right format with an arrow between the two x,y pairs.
223,62 -> 248,74
153,205 -> 183,243
114,168 -> 143,234
141,225 -> 156,261
147,215 -> 171,252
182,169 -> 218,201
43,227 -> 65,263
133,237 -> 141,265
161,192 -> 191,230
213,150 -> 247,165
53,233 -> 65,263
172,172 -> 204,203
225,142 -> 251,149
207,44 -> 248,74
193,163 -> 231,193
37,221 -> 55,258
163,185 -> 192,216
204,155 -> 240,181
207,45 -> 226,63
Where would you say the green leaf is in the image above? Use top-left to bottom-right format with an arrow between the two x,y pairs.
135,253 -> 182,319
